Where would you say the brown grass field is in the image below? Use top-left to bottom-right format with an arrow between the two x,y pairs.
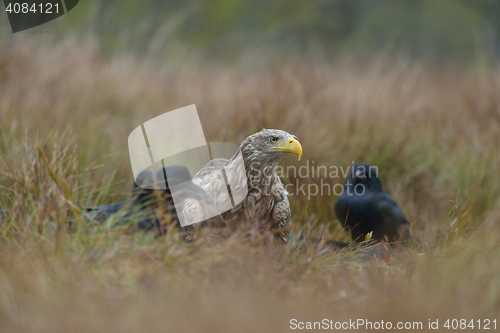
0,37 -> 499,332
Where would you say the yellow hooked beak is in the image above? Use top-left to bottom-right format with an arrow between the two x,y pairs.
273,137 -> 303,161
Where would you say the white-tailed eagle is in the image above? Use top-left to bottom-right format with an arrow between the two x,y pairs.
183,129 -> 302,241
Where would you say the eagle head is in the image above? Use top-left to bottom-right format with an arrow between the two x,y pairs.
241,129 -> 302,164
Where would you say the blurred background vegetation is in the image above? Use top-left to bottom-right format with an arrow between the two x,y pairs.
2,0 -> 500,63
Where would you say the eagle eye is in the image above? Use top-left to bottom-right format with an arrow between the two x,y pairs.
269,136 -> 279,143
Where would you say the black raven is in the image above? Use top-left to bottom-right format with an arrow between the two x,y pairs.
86,165 -> 213,234
334,163 -> 411,243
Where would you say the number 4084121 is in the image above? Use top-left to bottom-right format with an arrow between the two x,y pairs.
5,2 -> 59,14
444,319 -> 497,330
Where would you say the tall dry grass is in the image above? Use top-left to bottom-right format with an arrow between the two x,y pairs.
0,37 -> 499,332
